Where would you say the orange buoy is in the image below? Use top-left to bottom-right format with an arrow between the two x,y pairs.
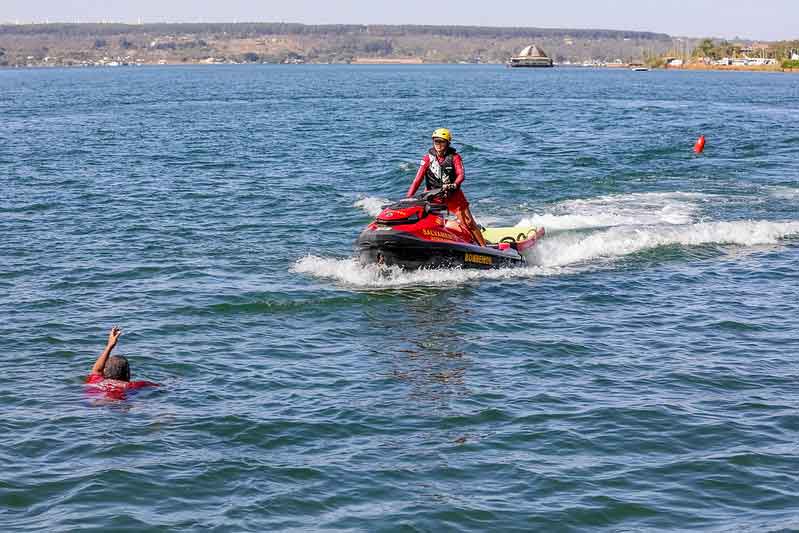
693,135 -> 706,154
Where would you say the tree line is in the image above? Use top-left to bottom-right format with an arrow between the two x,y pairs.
693,37 -> 799,60
0,22 -> 671,41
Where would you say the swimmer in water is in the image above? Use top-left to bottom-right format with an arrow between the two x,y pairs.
86,326 -> 158,398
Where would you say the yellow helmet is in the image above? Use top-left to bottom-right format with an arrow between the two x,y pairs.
431,128 -> 452,142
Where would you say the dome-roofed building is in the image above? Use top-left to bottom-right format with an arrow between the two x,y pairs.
508,44 -> 554,68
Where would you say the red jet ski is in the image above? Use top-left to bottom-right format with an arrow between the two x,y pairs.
356,189 -> 545,270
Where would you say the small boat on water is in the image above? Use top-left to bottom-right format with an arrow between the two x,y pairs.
631,66 -> 650,72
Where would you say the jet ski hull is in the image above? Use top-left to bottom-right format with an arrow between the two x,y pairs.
357,229 -> 525,270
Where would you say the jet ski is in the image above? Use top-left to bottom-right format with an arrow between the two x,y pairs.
356,189 -> 545,270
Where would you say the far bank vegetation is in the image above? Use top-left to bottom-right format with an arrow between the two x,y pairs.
0,22 -> 675,66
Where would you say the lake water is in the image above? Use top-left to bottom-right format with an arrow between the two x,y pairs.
2,64 -> 798,531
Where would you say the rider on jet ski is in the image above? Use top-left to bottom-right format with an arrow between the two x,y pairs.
406,128 -> 487,247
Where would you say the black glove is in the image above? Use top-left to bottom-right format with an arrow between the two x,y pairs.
442,183 -> 457,195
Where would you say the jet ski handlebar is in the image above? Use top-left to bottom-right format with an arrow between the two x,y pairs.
379,189 -> 447,213
417,188 -> 449,214
419,188 -> 446,204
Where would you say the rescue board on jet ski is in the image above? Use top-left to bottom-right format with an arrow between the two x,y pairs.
482,226 -> 546,253
355,190 -> 545,270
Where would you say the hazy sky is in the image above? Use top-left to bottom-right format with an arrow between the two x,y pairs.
2,0 -> 795,41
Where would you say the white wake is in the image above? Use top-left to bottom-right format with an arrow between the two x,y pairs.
516,192 -> 707,231
292,255 -> 562,288
305,191 -> 799,288
354,196 -> 389,217
526,220 -> 799,267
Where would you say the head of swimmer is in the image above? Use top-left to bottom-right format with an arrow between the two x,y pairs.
103,355 -> 130,381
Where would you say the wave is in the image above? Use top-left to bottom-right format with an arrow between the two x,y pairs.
354,196 -> 389,217
292,255 -> 562,288
527,220 -> 799,267
766,186 -> 799,200
323,191 -> 799,287
294,220 -> 798,287
517,192 -> 708,232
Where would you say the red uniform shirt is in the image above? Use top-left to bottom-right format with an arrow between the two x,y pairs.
85,373 -> 158,399
407,152 -> 469,212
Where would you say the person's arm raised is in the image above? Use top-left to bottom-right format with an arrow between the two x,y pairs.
91,326 -> 122,375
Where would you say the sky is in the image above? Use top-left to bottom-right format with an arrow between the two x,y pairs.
2,0 -> 796,41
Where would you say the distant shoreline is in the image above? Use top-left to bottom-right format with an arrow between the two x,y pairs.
666,63 -> 795,73
3,22 -> 795,71
2,62 -> 797,73
0,21 -> 677,68
351,57 -> 424,64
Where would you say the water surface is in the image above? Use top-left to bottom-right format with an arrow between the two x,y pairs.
2,65 -> 798,531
